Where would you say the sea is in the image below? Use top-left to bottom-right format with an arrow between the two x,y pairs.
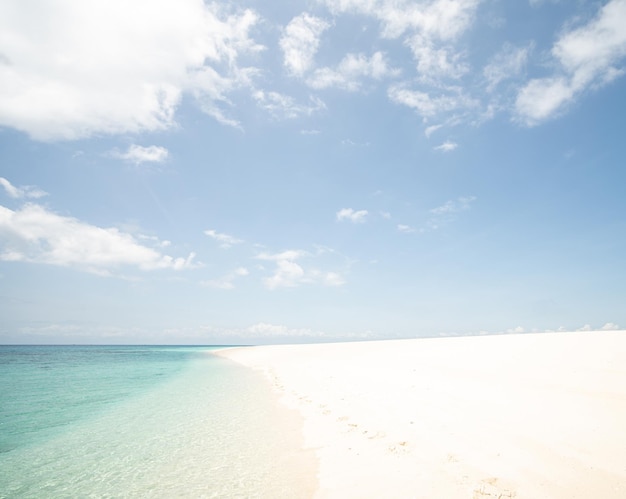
0,345 -> 315,498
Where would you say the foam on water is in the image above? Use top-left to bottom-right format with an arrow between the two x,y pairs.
0,347 -> 316,498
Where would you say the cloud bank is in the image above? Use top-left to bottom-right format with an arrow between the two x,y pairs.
1,0 -> 625,140
0,0 -> 262,140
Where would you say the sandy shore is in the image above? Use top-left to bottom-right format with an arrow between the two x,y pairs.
218,331 -> 626,498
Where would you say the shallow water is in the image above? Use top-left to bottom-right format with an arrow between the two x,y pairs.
0,346 -> 315,498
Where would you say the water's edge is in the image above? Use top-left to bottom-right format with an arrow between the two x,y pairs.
213,347 -> 319,498
210,349 -> 319,499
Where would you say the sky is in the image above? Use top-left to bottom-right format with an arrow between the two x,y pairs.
1,0 -> 625,344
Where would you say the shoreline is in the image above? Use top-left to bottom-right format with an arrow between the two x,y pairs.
218,330 -> 626,498
0,348 -> 319,497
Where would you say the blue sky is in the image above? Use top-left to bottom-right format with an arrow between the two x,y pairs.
1,0 -> 625,344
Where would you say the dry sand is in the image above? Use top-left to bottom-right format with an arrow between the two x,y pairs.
218,331 -> 626,498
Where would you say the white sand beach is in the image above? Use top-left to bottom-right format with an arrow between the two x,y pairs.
218,331 -> 626,498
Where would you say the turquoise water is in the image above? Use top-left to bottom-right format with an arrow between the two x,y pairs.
0,345 -> 315,498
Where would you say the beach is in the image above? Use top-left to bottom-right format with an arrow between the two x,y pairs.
218,330 -> 626,498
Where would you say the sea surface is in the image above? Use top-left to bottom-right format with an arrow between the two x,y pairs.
0,345 -> 314,498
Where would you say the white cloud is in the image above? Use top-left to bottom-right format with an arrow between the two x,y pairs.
257,252 -> 304,289
253,91 -> 326,119
516,0 -> 626,125
483,43 -> 532,92
187,65 -> 257,129
0,0 -> 263,140
113,145 -> 169,165
139,234 -> 172,248
424,124 -> 443,137
601,322 -> 620,331
245,322 -> 324,338
429,203 -> 454,217
576,323 -> 621,331
318,0 -> 480,95
280,13 -> 330,76
256,250 -> 307,289
247,322 -> 291,335
426,196 -> 476,229
256,249 -> 306,262
0,203 -> 197,275
0,177 -> 48,199
320,0 -> 480,41
388,85 -> 476,118
256,249 -> 345,289
262,257 -> 306,290
406,35 -> 468,80
323,271 -> 346,286
341,138 -> 370,147
314,0 -> 481,122
336,208 -> 368,223
202,267 -> 249,289
204,229 -> 243,249
515,77 -> 575,124
434,140 -> 458,152
397,224 -> 415,233
308,51 -> 399,91
392,0 -> 480,40
430,196 -> 475,216
506,326 -> 526,334
196,321 -> 371,340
